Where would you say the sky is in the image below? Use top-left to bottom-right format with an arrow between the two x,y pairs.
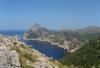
0,0 -> 100,30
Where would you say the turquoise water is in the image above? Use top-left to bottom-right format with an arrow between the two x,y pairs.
0,30 -> 67,59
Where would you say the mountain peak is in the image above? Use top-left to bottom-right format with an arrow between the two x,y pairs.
32,23 -> 40,27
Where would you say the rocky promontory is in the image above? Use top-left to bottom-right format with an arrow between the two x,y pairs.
24,23 -> 100,53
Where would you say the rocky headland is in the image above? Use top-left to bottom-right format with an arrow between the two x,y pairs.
24,23 -> 100,53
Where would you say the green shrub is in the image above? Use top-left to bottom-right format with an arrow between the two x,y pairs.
59,36 -> 100,68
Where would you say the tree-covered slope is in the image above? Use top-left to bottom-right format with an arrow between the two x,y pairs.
59,36 -> 100,68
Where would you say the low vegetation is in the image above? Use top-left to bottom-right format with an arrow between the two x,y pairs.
11,40 -> 66,68
59,36 -> 100,68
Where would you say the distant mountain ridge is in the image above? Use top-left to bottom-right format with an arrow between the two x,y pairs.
24,23 -> 100,52
76,26 -> 100,33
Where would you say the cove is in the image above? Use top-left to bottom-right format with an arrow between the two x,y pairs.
0,30 -> 67,59
22,40 -> 67,59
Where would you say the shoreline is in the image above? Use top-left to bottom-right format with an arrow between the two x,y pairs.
23,36 -> 83,53
23,36 -> 69,52
0,34 -> 67,68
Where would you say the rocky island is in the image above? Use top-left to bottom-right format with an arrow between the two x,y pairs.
0,34 -> 66,68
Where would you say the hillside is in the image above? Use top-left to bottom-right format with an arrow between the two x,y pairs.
59,36 -> 100,68
24,23 -> 100,52
77,26 -> 100,33
0,35 -> 66,68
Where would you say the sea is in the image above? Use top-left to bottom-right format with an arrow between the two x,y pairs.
0,30 -> 67,59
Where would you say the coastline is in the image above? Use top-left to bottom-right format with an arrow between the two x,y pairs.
23,36 -> 69,53
0,34 -> 67,68
23,36 -> 83,53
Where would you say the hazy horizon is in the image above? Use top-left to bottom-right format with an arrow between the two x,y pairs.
0,0 -> 100,30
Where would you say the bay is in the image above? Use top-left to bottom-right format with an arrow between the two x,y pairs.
0,30 -> 67,59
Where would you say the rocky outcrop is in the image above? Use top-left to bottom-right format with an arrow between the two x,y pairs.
0,35 -> 66,68
0,35 -> 22,68
25,23 -> 50,39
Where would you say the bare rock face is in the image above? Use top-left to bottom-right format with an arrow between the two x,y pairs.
25,23 -> 50,39
9,50 -> 21,67
0,35 -> 22,68
0,46 -> 22,68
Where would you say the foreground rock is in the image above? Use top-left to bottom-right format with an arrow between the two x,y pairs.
0,35 -> 21,68
0,35 -> 66,68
